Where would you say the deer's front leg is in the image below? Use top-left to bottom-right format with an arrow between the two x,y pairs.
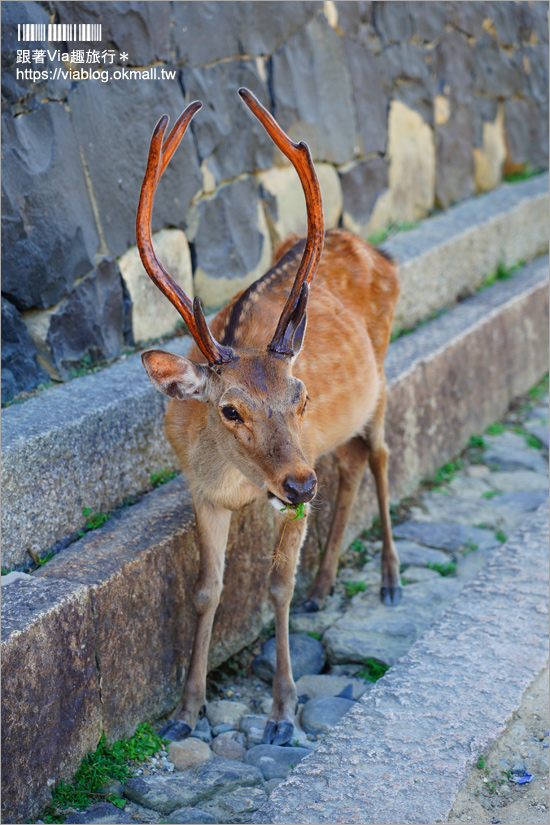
263,511 -> 308,746
160,499 -> 231,741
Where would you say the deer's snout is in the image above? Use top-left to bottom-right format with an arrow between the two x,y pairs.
283,472 -> 317,504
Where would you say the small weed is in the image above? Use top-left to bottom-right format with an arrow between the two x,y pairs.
28,549 -> 54,568
78,507 -> 111,537
1,567 -> 12,575
345,580 -> 366,597
349,538 -> 366,553
307,631 -> 321,640
358,658 -> 390,683
462,539 -> 478,556
292,739 -> 300,747
150,468 -> 178,488
425,458 -> 463,489
486,422 -> 506,436
47,724 -> 167,818
400,577 -> 407,587
368,220 -> 419,247
477,260 -> 524,293
481,490 -> 502,499
502,768 -> 512,781
528,373 -> 549,402
426,561 -> 457,577
468,434 -> 487,450
503,166 -> 541,183
495,530 -> 507,543
525,433 -> 543,450
476,754 -> 486,770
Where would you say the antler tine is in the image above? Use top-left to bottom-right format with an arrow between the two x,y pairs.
137,102 -> 233,365
238,87 -> 324,356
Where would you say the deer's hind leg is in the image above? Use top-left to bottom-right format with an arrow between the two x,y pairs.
263,511 -> 308,746
304,436 -> 371,611
305,382 -> 400,610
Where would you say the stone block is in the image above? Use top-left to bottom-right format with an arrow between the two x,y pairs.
24,257 -> 126,381
187,177 -> 273,308
119,229 -> 193,344
56,2 -> 172,65
1,105 -> 99,311
341,38 -> 387,156
376,41 -> 433,124
68,78 -> 201,258
473,104 -> 507,192
474,32 -> 521,99
173,2 -> 318,67
1,577 -> 101,824
1,297 -> 48,404
271,16 -> 356,165
432,30 -> 475,106
259,163 -> 342,243
340,157 -> 388,236
182,61 -> 273,187
372,100 -> 435,226
372,1 -> 413,41
435,106 -> 475,208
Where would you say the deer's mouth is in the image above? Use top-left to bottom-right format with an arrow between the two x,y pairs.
267,492 -> 289,512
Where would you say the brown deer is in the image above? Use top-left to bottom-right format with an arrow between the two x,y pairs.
138,88 -> 400,746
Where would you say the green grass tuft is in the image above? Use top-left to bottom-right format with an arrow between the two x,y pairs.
345,580 -> 367,597
495,530 -> 507,543
46,724 -> 167,821
150,468 -> 178,488
78,507 -> 111,537
426,561 -> 457,577
358,658 -> 390,683
481,490 -> 502,499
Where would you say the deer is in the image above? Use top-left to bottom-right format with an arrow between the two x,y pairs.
137,88 -> 401,746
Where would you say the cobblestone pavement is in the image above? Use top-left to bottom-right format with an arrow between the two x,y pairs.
42,385 -> 548,825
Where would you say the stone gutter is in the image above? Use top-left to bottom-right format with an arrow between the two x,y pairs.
254,503 -> 549,825
1,175 -> 548,570
1,258 -> 548,824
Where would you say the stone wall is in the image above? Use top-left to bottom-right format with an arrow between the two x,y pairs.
1,1 -> 548,402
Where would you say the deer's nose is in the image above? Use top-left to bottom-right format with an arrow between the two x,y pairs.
283,472 -> 317,504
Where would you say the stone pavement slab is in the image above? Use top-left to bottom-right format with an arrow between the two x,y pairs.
255,504 -> 549,824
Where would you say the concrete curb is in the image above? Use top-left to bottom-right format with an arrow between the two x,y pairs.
2,177 -> 548,568
384,173 -> 549,331
254,503 -> 549,825
1,260 -> 548,823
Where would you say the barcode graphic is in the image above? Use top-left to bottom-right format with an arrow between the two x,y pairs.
17,23 -> 102,42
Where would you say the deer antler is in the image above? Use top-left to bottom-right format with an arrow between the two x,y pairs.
137,102 -> 234,365
238,88 -> 325,356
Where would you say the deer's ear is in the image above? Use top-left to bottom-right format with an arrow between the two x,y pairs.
142,350 -> 208,401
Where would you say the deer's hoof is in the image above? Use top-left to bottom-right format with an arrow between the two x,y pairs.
301,598 -> 320,613
263,719 -> 294,746
380,585 -> 402,606
158,719 -> 192,741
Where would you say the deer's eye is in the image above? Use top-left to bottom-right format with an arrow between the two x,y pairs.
222,405 -> 242,423
301,396 -> 309,416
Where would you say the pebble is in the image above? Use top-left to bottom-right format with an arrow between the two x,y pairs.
123,759 -> 264,814
190,717 -> 213,744
245,744 -> 310,780
294,673 -> 369,701
205,700 -> 250,728
211,735 -> 247,761
211,722 -> 235,737
200,786 -> 267,823
484,446 -> 547,474
239,713 -> 269,746
400,565 -> 441,584
168,739 -> 212,771
392,521 -> 497,553
300,696 -> 355,736
63,802 -> 134,823
251,634 -> 325,683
